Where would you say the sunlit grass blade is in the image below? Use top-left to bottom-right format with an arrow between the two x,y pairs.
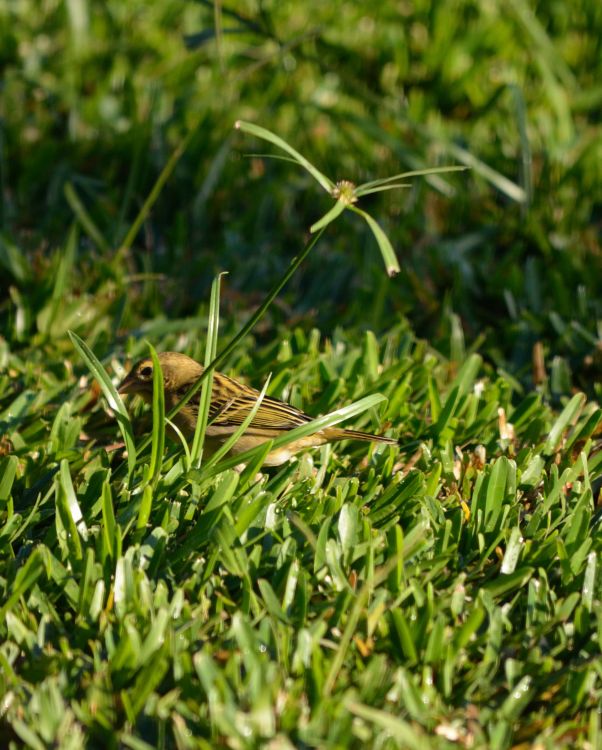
235,120 -> 334,193
349,206 -> 400,277
101,480 -> 118,561
59,458 -> 88,540
345,700 -> 426,749
191,273 -> 223,467
245,152 -> 308,166
147,344 -> 165,484
69,330 -> 137,479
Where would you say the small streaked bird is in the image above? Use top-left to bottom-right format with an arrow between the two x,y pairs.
118,351 -> 396,466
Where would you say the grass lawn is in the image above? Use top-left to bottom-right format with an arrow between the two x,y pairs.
1,1 -> 601,748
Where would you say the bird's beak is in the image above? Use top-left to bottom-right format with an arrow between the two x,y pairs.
118,374 -> 137,395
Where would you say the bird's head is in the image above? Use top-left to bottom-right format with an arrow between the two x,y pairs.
118,352 -> 203,398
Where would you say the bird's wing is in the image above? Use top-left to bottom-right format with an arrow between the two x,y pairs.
208,372 -> 310,430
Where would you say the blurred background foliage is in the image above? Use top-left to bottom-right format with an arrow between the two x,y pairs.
1,0 -> 601,389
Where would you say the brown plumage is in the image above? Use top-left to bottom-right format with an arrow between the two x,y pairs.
118,351 -> 396,466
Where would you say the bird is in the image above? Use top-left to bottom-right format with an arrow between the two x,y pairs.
118,351 -> 397,466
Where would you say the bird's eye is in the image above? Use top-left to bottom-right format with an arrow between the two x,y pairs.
139,365 -> 153,379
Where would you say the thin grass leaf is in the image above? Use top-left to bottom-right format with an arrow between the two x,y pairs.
235,120 -> 334,193
147,344 -> 165,484
349,205 -> 400,277
244,152 -> 308,166
443,142 -> 526,203
505,0 -> 576,88
101,479 -> 118,561
55,473 -> 83,563
69,330 -> 137,478
354,183 -> 412,197
310,199 -> 347,233
119,126 -> 198,251
41,225 -> 78,337
0,456 -> 18,503
166,418 -> 191,468
357,165 -> 467,192
510,84 -> 533,208
64,182 -> 110,252
137,484 -> 153,532
191,273 -> 223,467
0,233 -> 31,283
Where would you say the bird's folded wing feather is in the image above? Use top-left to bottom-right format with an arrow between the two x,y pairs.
208,374 -> 310,430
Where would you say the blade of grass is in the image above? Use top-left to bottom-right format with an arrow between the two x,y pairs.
235,121 -> 334,193
356,165 -> 467,193
443,142 -> 526,203
69,331 -> 137,479
147,344 -> 165,484
354,184 -> 412,197
119,125 -> 199,252
191,273 -> 223,467
0,548 -> 46,620
41,225 -> 77,337
310,199 -> 347,233
64,182 -> 110,253
349,205 -> 400,277
166,418 -> 191,468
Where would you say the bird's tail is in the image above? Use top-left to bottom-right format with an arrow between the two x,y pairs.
323,427 -> 397,445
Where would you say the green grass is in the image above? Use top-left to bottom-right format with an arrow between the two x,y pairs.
1,0 -> 602,748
